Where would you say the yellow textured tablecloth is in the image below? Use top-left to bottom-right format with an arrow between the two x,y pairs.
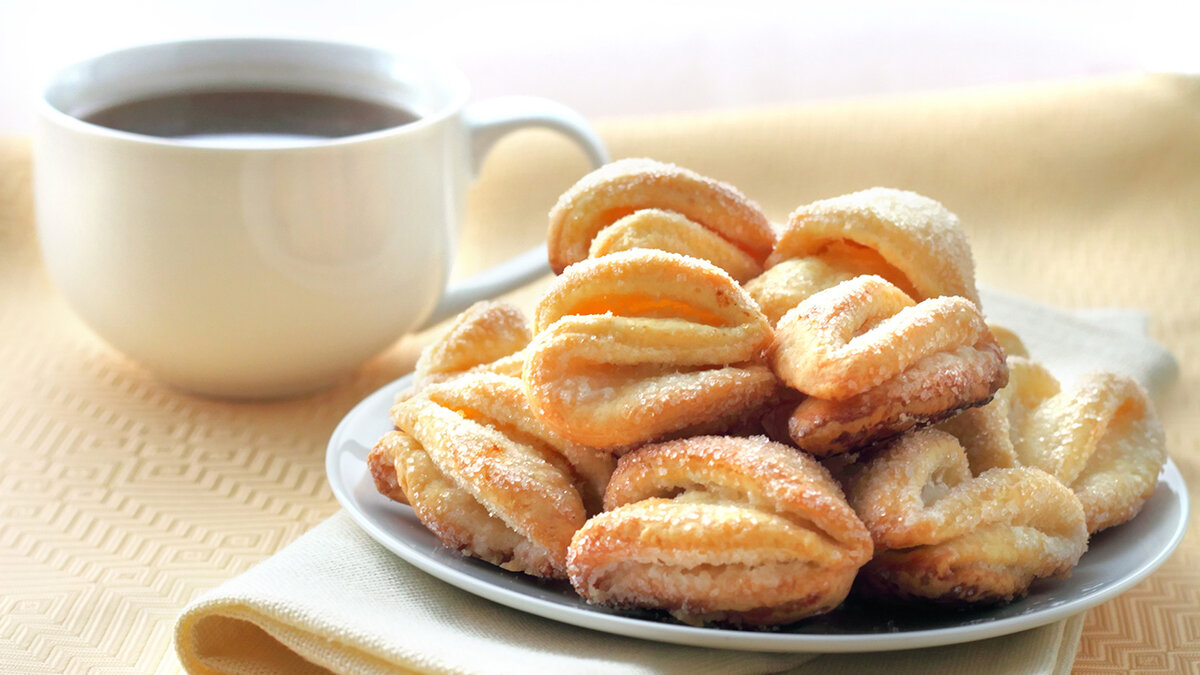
2,73 -> 1198,673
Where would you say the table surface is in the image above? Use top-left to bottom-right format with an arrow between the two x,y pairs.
1,73 -> 1198,673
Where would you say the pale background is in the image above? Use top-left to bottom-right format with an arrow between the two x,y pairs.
1,0 -> 1198,133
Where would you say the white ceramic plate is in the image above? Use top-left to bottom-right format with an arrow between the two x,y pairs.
326,373 -> 1190,653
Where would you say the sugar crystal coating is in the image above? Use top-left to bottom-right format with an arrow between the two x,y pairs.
844,428 -> 1088,604
372,373 -> 615,578
567,436 -> 872,626
359,164 -> 1166,623
525,250 -> 776,450
548,158 -> 775,277
765,275 -> 1007,456
938,356 -> 1166,534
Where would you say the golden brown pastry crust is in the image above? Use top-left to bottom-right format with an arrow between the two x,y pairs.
766,275 -> 1007,455
743,257 -> 861,325
845,429 -> 1088,604
547,158 -> 775,280
367,430 -> 415,505
411,300 -> 531,395
377,373 -> 615,577
363,164 -> 1163,622
745,188 -> 978,324
524,249 -> 777,450
370,427 -> 541,571
567,435 -> 872,626
587,208 -> 764,282
939,356 -> 1166,533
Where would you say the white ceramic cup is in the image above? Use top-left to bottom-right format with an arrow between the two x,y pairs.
34,38 -> 607,398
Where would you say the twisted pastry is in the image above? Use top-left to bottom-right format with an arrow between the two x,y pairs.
567,435 -> 873,626
547,158 -> 775,282
938,356 -> 1167,533
411,300 -> 530,394
765,275 -> 1007,455
745,188 -> 978,324
524,249 -> 777,450
845,429 -> 1088,604
368,372 -> 615,577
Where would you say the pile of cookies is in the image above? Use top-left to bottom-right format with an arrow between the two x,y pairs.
368,158 -> 1167,627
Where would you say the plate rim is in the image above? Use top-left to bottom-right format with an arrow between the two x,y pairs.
326,373 -> 1191,653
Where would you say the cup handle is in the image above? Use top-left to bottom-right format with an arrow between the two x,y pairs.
418,96 -> 609,330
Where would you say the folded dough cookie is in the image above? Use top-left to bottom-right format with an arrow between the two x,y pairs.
938,356 -> 1167,533
367,430 -> 418,506
410,300 -> 531,394
845,429 -> 1088,604
745,188 -> 978,324
547,158 -> 775,282
524,249 -> 777,450
567,435 -> 873,626
765,275 -> 1007,455
368,373 -> 615,578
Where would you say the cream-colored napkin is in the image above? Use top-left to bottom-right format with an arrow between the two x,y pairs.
175,291 -> 1177,675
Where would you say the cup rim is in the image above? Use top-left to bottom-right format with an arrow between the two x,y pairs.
38,37 -> 473,151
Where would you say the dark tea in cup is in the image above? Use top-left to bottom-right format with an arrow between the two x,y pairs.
83,89 -> 420,145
